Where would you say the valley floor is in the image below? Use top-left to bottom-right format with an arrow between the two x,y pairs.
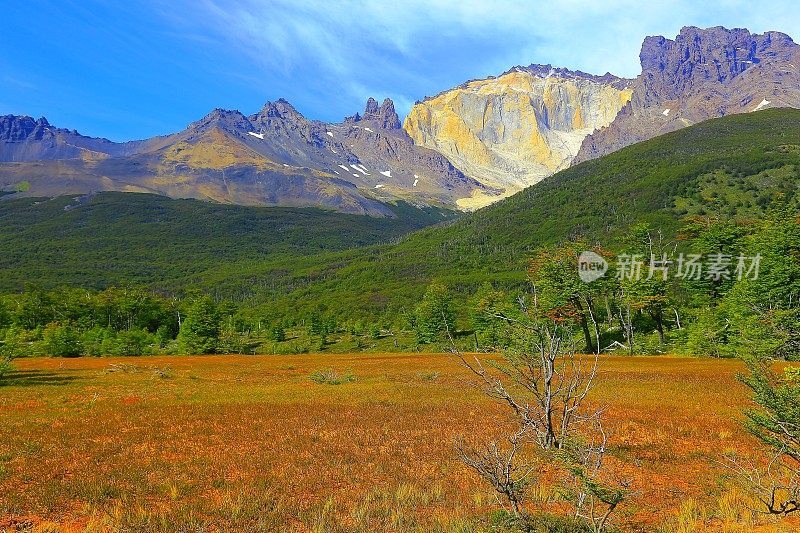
0,354 -> 798,532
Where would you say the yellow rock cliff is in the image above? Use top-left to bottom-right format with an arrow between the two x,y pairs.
404,69 -> 631,203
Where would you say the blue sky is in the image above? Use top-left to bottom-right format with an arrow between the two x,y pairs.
2,0 -> 799,141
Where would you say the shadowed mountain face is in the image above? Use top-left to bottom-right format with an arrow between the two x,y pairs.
0,115 -> 161,161
574,26 -> 800,162
0,99 -> 493,215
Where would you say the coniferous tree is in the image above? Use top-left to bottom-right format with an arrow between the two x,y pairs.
414,282 -> 455,344
178,296 -> 221,354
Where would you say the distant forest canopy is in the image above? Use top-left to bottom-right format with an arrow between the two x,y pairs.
1,211 -> 797,359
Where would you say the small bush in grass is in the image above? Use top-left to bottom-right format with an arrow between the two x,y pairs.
0,355 -> 14,384
415,370 -> 440,381
309,368 -> 355,385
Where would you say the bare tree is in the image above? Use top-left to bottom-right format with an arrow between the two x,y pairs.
724,449 -> 800,516
455,427 -> 534,516
561,419 -> 628,532
448,298 -> 627,529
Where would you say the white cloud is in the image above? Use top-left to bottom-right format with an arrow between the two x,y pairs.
158,0 -> 800,118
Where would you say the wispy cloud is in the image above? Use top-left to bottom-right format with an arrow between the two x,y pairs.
155,0 -> 800,120
2,75 -> 36,90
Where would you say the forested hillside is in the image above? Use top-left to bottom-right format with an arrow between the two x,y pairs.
0,192 -> 459,290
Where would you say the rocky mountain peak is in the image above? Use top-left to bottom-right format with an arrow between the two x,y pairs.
0,115 -> 53,142
256,98 -> 305,121
347,97 -> 401,130
190,108 -> 253,134
364,97 -> 380,115
574,25 -> 800,164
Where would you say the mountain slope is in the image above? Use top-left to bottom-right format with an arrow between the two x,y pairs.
0,99 -> 492,214
195,108 -> 800,319
574,26 -> 800,162
3,109 -> 798,321
403,65 -> 632,203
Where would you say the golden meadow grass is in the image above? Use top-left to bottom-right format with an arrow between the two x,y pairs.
1,354 -> 798,532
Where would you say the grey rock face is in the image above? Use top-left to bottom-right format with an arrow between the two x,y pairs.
574,26 -> 800,163
0,115 -> 52,142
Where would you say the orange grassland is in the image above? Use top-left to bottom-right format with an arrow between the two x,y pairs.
0,353 -> 797,532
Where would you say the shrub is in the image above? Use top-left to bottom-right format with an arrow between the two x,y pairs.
80,326 -> 114,356
217,326 -> 250,354
0,326 -> 28,358
309,369 -> 355,385
685,309 -> 732,357
313,334 -> 327,352
487,510 -> 598,533
42,322 -> 82,357
268,324 -> 286,342
110,329 -> 158,356
414,282 -> 455,344
177,296 -> 220,354
0,355 -> 14,384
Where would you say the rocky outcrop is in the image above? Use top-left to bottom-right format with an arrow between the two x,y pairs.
574,26 -> 800,163
0,115 -> 52,142
0,115 -> 97,161
403,66 -> 632,197
358,97 -> 402,129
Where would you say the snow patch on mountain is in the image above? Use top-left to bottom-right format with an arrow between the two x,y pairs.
752,98 -> 771,112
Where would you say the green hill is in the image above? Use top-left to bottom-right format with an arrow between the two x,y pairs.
0,193 -> 459,290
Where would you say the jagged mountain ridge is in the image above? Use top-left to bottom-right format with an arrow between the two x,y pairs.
574,26 -> 800,162
0,115 -> 167,161
3,25 -> 799,213
0,98 -> 493,215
